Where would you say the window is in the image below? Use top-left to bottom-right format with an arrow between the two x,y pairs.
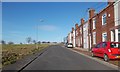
118,29 -> 120,42
93,32 -> 96,44
111,30 -> 115,41
81,37 -> 82,44
93,18 -> 96,29
80,30 -> 81,34
80,28 -> 82,34
96,43 -> 101,48
76,31 -> 78,36
102,13 -> 107,25
110,43 -> 120,48
102,42 -> 107,48
102,32 -> 107,42
118,29 -> 120,33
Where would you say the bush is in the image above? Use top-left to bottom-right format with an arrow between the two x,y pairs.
2,51 -> 18,65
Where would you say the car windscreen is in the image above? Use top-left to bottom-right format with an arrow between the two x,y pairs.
110,43 -> 120,48
68,43 -> 72,45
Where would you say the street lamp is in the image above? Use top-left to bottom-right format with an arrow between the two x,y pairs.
36,19 -> 44,49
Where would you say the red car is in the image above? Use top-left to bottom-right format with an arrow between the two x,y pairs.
92,42 -> 120,62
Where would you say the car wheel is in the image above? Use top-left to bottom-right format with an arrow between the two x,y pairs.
91,52 -> 95,57
104,54 -> 109,62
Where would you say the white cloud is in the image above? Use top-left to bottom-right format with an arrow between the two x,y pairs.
38,25 -> 57,31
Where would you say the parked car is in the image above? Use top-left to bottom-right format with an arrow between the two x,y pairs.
64,43 -> 68,47
67,43 -> 73,48
92,42 -> 120,62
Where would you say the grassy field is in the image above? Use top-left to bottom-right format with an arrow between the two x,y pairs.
1,44 -> 50,67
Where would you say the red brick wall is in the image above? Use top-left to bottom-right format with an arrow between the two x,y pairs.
75,24 -> 80,47
68,2 -> 115,49
90,3 -> 115,47
80,18 -> 85,48
71,27 -> 74,45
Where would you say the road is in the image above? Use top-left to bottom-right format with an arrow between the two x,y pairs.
22,45 -> 115,70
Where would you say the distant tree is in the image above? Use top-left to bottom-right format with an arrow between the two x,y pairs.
37,41 -> 41,44
42,41 -> 46,44
33,40 -> 36,44
61,42 -> 64,44
8,41 -> 14,45
0,40 -> 6,44
26,37 -> 32,44
20,42 -> 22,44
47,41 -> 50,43
53,42 -> 57,43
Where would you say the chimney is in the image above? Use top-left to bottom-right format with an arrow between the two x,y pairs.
72,27 -> 74,32
108,0 -> 114,5
81,18 -> 85,25
75,24 -> 79,29
89,8 -> 95,19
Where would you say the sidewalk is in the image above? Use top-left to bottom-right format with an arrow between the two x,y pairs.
72,47 -> 92,56
71,47 -> 120,67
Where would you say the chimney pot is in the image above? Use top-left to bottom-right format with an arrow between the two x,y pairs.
72,27 -> 74,31
89,8 -> 95,19
108,0 -> 114,5
75,24 -> 79,29
81,18 -> 85,24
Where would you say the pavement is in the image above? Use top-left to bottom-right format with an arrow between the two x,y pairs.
2,45 -> 119,71
67,47 -> 119,70
71,47 -> 120,68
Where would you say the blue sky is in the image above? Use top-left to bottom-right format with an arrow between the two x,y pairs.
2,2 -> 107,44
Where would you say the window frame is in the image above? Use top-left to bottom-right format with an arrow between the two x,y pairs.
95,43 -> 101,48
93,18 -> 96,30
102,32 -> 107,42
102,42 -> 107,48
93,32 -> 96,44
102,13 -> 107,25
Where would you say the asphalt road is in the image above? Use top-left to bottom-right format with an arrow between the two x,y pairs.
22,45 -> 115,70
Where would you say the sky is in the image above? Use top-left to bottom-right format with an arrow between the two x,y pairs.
2,2 -> 107,44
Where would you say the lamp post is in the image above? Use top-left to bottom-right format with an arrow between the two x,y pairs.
36,19 -> 44,49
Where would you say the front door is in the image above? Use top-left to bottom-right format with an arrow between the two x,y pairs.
90,35 -> 91,49
118,33 -> 120,42
118,29 -> 120,42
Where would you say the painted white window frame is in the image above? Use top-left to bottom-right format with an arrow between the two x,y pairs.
93,32 -> 96,44
76,30 -> 78,36
69,33 -> 72,43
93,18 -> 96,30
102,13 -> 107,25
102,32 -> 107,42
81,37 -> 82,44
119,29 -> 120,33
111,30 -> 115,42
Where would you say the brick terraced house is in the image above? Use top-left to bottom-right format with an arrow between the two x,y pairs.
69,27 -> 76,47
113,0 -> 120,42
75,24 -> 80,47
88,2 -> 115,50
67,1 -> 120,51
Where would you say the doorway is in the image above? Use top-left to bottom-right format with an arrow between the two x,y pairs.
118,29 -> 120,42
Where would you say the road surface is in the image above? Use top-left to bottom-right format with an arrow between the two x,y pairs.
21,45 -> 116,70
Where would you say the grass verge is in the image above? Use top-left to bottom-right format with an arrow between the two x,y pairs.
2,44 -> 50,67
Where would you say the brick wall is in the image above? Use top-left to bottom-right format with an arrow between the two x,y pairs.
67,2 -> 115,50
89,3 -> 115,48
75,24 -> 80,47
